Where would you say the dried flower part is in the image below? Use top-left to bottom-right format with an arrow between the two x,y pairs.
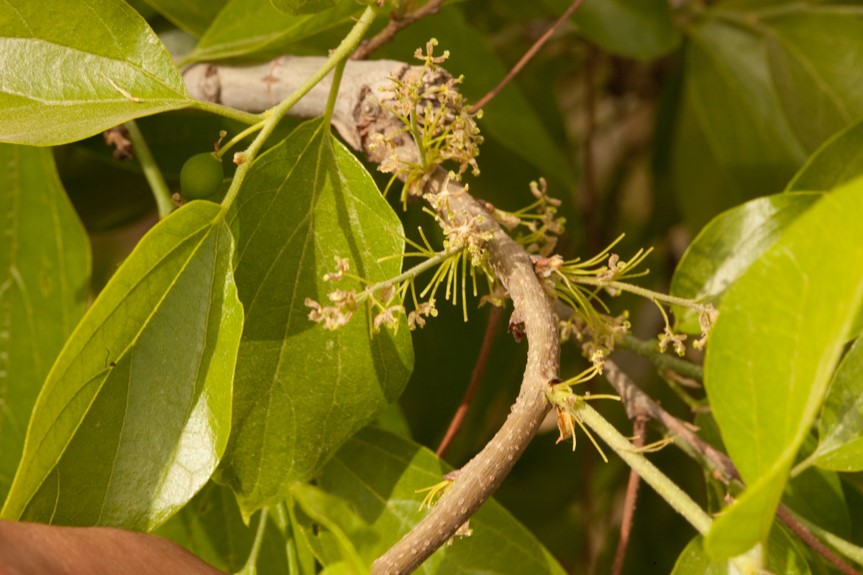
408,300 -> 438,330
374,304 -> 406,332
305,298 -> 354,330
323,256 -> 351,282
555,406 -> 577,451
693,304 -> 719,350
658,327 -> 688,357
532,254 -> 564,278
103,126 -> 133,160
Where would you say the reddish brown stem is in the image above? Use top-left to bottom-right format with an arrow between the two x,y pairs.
611,417 -> 647,575
602,359 -> 861,575
352,0 -> 445,61
436,305 -> 504,458
776,507 -> 861,575
469,0 -> 586,113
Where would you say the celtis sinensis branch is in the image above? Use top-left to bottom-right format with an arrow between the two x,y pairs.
182,38 -> 863,575
182,39 -> 723,575
185,44 -> 560,574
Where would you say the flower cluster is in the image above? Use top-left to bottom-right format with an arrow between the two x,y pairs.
492,178 -> 565,257
542,233 -> 719,359
370,39 -> 483,204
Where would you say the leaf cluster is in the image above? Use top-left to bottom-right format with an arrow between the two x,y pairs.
3,0 -> 863,574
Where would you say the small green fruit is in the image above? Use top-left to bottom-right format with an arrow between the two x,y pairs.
180,152 -> 224,200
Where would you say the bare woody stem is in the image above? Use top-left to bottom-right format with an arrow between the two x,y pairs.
371,170 -> 561,575
184,60 -> 561,573
600,358 -> 862,575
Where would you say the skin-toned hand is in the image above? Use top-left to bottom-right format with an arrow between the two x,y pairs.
0,520 -> 224,575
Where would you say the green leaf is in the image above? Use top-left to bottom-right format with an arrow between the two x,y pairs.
269,0 -> 337,16
291,484 -> 370,574
671,529 -> 811,575
670,192 -> 820,333
811,336 -> 863,471
219,119 -> 413,516
788,118 -> 863,192
544,0 -> 679,60
158,482 -> 291,573
0,0 -> 191,146
674,3 -> 863,227
138,0 -> 230,37
186,0 -> 360,62
319,427 -> 568,574
0,145 -> 90,504
375,5 -> 575,187
703,177 -> 863,558
1,202 -> 242,530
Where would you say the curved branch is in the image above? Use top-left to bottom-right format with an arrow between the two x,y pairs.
185,56 -> 561,575
371,171 -> 560,574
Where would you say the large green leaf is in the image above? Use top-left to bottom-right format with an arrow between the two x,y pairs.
703,177 -> 863,558
1,202 -> 242,530
219,119 -> 413,516
543,0 -> 679,60
0,145 -> 90,504
0,0 -> 191,146
811,335 -> 863,471
671,530 -> 811,575
788,118 -> 863,192
674,2 -> 863,228
185,0 -> 360,62
376,5 -> 575,188
670,192 -> 820,333
319,427 -> 567,574
138,0 -> 230,37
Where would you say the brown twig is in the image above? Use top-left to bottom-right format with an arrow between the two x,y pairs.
351,0 -> 445,61
469,0 -> 586,113
776,507 -> 860,575
601,359 -> 862,575
436,305 -> 504,458
611,416 -> 646,575
370,170 -> 560,575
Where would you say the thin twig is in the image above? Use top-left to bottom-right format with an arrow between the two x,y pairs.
469,0 -> 586,113
436,305 -> 504,458
776,507 -> 861,575
611,416 -> 646,575
371,171 -> 560,575
352,0 -> 445,61
602,359 -> 862,575
602,359 -> 736,479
